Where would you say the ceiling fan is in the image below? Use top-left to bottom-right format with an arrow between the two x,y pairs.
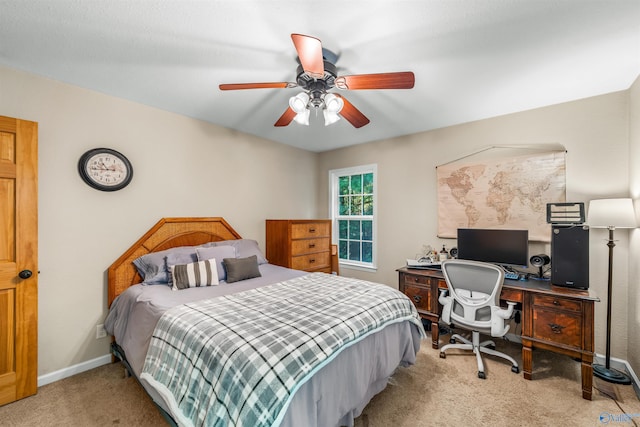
219,34 -> 415,128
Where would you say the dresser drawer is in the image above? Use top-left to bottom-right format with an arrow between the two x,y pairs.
533,295 -> 581,312
404,284 -> 432,312
532,309 -> 581,348
291,251 -> 331,271
291,222 -> 330,239
291,237 -> 330,256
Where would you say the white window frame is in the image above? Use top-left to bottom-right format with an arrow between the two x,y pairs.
328,164 -> 377,271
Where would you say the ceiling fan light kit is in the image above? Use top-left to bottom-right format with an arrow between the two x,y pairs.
220,33 -> 415,129
289,92 -> 309,113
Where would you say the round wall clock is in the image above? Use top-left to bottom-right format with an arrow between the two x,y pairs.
78,148 -> 133,191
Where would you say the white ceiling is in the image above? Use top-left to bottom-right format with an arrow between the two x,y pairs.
1,1 -> 639,152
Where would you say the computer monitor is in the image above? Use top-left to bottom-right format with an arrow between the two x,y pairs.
456,228 -> 529,268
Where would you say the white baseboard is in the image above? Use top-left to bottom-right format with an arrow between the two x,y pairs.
37,354 -> 112,387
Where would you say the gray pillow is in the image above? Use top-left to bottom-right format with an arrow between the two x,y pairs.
195,245 -> 237,281
133,246 -> 198,285
215,239 -> 268,265
223,255 -> 262,283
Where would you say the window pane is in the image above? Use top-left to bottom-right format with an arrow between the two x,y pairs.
363,173 -> 373,194
339,196 -> 350,215
363,195 -> 373,215
339,239 -> 348,259
339,176 -> 350,195
349,241 -> 360,261
362,220 -> 372,241
350,196 -> 363,215
362,242 -> 373,263
349,220 -> 360,239
338,220 -> 348,239
350,174 -> 362,194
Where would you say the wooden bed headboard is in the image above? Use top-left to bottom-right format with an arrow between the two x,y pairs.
107,217 -> 242,307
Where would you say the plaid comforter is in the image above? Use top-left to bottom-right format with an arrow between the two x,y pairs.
140,272 -> 424,427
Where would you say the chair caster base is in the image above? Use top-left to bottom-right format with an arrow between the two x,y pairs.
511,365 -> 520,374
439,352 -> 446,359
478,371 -> 486,379
449,338 -> 456,344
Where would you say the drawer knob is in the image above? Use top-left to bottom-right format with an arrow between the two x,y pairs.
309,228 -> 316,233
412,295 -> 422,304
309,243 -> 316,248
309,259 -> 315,263
553,300 -> 560,306
548,323 -> 565,334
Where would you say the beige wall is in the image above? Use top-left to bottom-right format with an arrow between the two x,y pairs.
629,75 -> 640,376
318,91 -> 633,360
2,62 -> 637,379
0,65 -> 319,376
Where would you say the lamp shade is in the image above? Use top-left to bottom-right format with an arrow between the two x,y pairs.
587,198 -> 637,229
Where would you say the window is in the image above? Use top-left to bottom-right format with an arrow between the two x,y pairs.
329,164 -> 377,270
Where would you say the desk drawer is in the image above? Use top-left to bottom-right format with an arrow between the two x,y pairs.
533,309 -> 581,348
291,237 -> 330,255
501,288 -> 523,303
403,274 -> 431,287
404,284 -> 432,312
291,251 -> 330,271
533,295 -> 581,312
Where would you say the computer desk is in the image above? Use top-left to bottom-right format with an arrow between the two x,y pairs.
397,266 -> 600,400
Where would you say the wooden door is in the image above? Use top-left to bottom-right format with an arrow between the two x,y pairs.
0,116 -> 38,405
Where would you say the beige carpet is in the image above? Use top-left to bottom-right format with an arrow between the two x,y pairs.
1,337 -> 639,427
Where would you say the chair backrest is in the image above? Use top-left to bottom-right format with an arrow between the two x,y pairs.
441,259 -> 505,328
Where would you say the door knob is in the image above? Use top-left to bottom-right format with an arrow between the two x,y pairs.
18,270 -> 33,279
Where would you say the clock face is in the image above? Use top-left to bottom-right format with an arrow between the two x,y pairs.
78,148 -> 133,191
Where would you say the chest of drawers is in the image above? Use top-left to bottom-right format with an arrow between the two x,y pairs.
266,220 -> 332,273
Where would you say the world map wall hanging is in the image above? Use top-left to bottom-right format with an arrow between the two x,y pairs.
436,150 -> 566,242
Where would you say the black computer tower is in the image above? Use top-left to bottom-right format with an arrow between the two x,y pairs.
551,225 -> 589,289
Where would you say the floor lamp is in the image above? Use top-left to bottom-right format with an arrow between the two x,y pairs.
587,198 -> 637,384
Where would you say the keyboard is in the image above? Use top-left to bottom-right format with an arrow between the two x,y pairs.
504,271 -> 519,280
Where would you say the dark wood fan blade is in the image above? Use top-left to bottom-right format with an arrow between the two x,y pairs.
335,72 -> 415,90
336,95 -> 370,128
219,82 -> 295,90
274,107 -> 296,127
291,34 -> 324,79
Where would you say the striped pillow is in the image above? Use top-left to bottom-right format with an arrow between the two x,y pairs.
170,258 -> 219,290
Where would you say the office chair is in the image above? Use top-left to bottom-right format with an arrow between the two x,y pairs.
438,259 -> 520,379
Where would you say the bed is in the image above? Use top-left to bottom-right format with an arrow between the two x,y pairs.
104,217 -> 426,427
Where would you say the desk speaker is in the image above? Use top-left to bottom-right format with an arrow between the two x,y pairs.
551,225 -> 589,289
530,254 -> 550,267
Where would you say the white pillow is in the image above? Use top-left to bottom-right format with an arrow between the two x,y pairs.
171,258 -> 219,290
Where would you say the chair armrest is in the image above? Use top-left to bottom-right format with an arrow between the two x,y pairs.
495,301 -> 516,320
438,289 -> 452,324
490,302 -> 516,336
